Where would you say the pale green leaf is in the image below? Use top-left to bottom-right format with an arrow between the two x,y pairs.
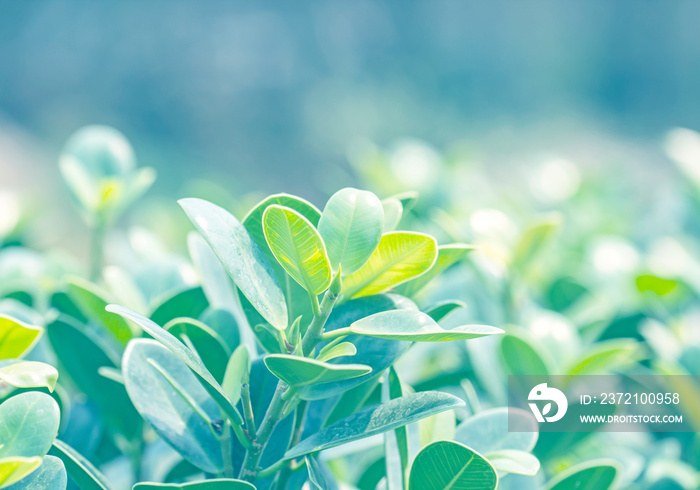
50,439 -> 110,490
318,188 -> 383,275
381,198 -> 403,232
0,456 -> 42,488
0,392 -> 60,459
264,354 -> 371,388
485,450 -> 540,476
0,315 -> 43,360
263,205 -> 331,295
316,342 -> 357,362
455,408 -> 538,454
398,244 -> 475,297
342,232 -> 438,298
222,345 -> 250,407
424,300 -> 467,323
3,455 -> 66,490
0,361 -> 58,392
133,478 -> 256,489
545,460 -> 621,490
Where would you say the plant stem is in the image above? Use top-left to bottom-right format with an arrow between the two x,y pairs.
301,285 -> 340,356
220,420 -> 234,478
241,382 -> 256,436
89,219 -> 105,282
320,326 -> 352,342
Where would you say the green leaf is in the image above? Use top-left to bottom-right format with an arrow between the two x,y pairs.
383,368 -> 408,490
264,354 -> 371,388
408,441 -> 498,490
122,339 -> 224,473
342,232 -> 438,298
318,188 -> 384,275
188,233 -> 238,312
485,450 -> 540,476
221,345 -> 250,407
0,392 -> 59,458
418,409 -> 456,447
47,315 -> 141,439
636,274 -> 677,296
397,244 -> 474,297
565,339 -> 639,376
511,214 -> 562,270
0,361 -> 58,392
544,460 -> 620,490
284,391 -> 465,460
262,205 -> 332,295
455,408 -> 538,455
164,317 -> 231,382
424,300 -> 467,323
316,342 -> 357,362
50,439 -> 109,490
348,309 -> 503,341
381,198 -> 403,232
0,456 -> 42,488
150,287 -> 209,327
107,305 -> 243,427
0,315 -> 43,360
65,276 -> 137,344
179,198 -> 287,330
500,333 -> 551,376
306,456 -> 329,490
3,455 -> 66,490
133,478 -> 256,489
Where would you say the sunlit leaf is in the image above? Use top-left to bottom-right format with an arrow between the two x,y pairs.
486,450 -> 540,476
0,315 -> 43,360
0,456 -> 42,488
544,460 -> 620,490
3,455 -> 66,490
398,244 -> 474,297
0,361 -> 58,392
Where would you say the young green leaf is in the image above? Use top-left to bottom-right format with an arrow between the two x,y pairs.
284,391 -> 465,460
544,460 -> 621,490
0,361 -> 58,392
0,392 -> 60,458
0,456 -> 43,488
3,455 -> 66,490
133,478 -> 256,489
381,198 -> 403,232
485,450 -> 540,476
316,342 -> 357,362
122,339 -> 225,474
0,315 -> 43,360
348,309 -> 503,341
397,244 -> 475,297
342,232 -> 438,298
318,188 -> 383,275
424,300 -> 467,323
306,456 -> 329,490
222,345 -> 251,407
50,440 -> 110,490
179,198 -> 288,330
164,317 -> 232,382
262,205 -> 332,295
383,368 -> 408,490
500,333 -> 552,376
408,441 -> 498,490
264,354 -> 371,388
565,339 -> 639,376
107,305 -> 244,427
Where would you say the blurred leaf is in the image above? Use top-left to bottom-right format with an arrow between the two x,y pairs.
122,339 -> 224,474
3,455 -> 66,490
306,456 -> 329,490
107,305 -> 243,427
544,460 -> 620,490
381,198 -> 403,232
511,214 -> 562,270
179,198 -> 287,330
0,315 -> 43,360
150,287 -> 209,327
263,205 -> 331,295
566,339 -> 639,376
285,391 -> 465,460
164,317 -> 231,382
318,188 -> 384,275
500,333 -> 551,376
423,300 -> 467,323
398,244 -> 474,297
264,354 -> 371,388
418,409 -> 455,447
133,480 -> 255,489
0,361 -> 58,392
187,233 -> 238,313
635,274 -> 677,296
0,392 -> 59,458
455,408 -> 538,454
50,439 -> 109,490
343,232 -> 438,298
383,368 -> 408,490
316,342 -> 357,362
221,345 -> 250,407
349,309 -> 503,341
485,450 -> 540,476
65,275 -> 137,344
408,441 -> 497,490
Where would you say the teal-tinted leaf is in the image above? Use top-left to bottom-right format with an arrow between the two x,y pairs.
262,205 -> 331,295
0,361 -> 58,392
164,318 -> 231,382
306,456 -> 329,490
349,309 -> 503,342
300,295 -> 414,400
107,305 -> 243,427
418,409 -> 456,447
545,460 -> 620,490
500,333 -> 551,376
318,188 -> 383,275
408,441 -> 497,490
342,232 -> 438,298
455,408 -> 538,454
179,198 -> 287,330
397,244 -> 474,297
188,233 -> 238,312
324,376 -> 381,427
50,439 -> 109,490
133,478 -> 255,489
104,266 -> 149,314
285,391 -> 465,460
264,355 -> 371,388
424,300 -> 467,323
389,191 -> 419,215
221,345 -> 250,407
383,368 -> 408,490
381,198 -> 403,232
486,450 -> 540,476
511,214 -> 562,270
0,392 -> 59,458
316,342 -> 357,363
565,339 -> 639,376
47,315 -> 141,439
4,455 -> 66,490
0,315 -> 43,360
199,308 -> 241,354
65,276 -> 136,344
0,456 -> 42,488
122,339 -> 224,473
150,287 -> 209,327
